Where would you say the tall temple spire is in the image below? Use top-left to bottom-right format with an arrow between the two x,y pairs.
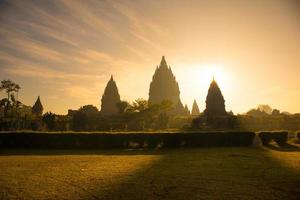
204,78 -> 227,117
32,96 -> 43,116
101,75 -> 121,116
148,56 -> 186,115
160,56 -> 167,68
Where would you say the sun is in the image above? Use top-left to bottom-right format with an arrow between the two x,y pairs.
173,62 -> 232,109
200,64 -> 228,89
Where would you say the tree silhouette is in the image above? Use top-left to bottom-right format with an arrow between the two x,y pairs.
0,80 -> 20,108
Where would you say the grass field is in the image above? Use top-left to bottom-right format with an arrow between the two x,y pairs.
0,145 -> 300,200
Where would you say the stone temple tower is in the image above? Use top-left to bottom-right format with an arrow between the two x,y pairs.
204,78 -> 227,117
101,75 -> 121,116
32,96 -> 43,116
148,56 -> 185,114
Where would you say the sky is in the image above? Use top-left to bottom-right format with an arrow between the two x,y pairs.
0,0 -> 300,114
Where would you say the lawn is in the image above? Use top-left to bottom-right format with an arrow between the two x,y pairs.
0,146 -> 300,200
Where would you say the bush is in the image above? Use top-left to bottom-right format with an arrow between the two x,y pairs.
273,132 -> 288,146
258,132 -> 273,145
0,131 -> 255,149
297,132 -> 300,142
258,131 -> 288,146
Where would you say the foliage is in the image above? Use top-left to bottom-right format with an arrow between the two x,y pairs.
71,105 -> 100,131
0,131 -> 255,149
42,112 -> 56,130
258,131 -> 288,146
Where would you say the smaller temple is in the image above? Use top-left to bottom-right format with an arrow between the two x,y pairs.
184,104 -> 190,116
191,100 -> 200,116
100,75 -> 121,116
32,96 -> 43,116
204,78 -> 227,117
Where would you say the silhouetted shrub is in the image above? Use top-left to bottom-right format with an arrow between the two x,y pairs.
258,131 -> 288,146
297,132 -> 300,142
273,132 -> 288,146
0,131 -> 255,149
30,121 -> 42,131
258,132 -> 273,145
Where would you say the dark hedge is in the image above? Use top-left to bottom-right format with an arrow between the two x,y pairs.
0,131 -> 255,149
258,131 -> 288,146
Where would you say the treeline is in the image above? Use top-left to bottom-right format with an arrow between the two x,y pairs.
50,99 -> 192,131
2,80 -> 300,132
1,98 -> 192,131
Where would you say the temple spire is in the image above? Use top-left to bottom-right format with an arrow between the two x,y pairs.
32,96 -> 43,116
148,56 -> 186,115
101,75 -> 121,116
191,99 -> 200,116
204,79 -> 227,117
159,56 -> 168,68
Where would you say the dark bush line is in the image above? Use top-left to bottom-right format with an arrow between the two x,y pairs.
258,131 -> 288,146
297,132 -> 300,141
0,132 -> 255,149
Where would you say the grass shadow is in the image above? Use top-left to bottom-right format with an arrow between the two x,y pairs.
1,147 -> 300,200
91,147 -> 300,200
264,142 -> 300,152
0,149 -> 166,156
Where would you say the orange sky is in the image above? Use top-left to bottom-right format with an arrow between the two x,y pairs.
0,0 -> 300,114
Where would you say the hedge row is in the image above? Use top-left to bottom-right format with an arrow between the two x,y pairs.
0,132 -> 255,149
297,132 -> 300,141
258,131 -> 288,146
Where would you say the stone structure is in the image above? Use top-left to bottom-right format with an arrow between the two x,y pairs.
204,78 -> 227,117
100,75 -> 121,116
148,56 -> 185,115
32,96 -> 43,116
191,100 -> 200,116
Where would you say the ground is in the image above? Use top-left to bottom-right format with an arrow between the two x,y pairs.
0,145 -> 300,200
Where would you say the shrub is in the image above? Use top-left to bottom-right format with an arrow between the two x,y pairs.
272,132 -> 288,146
258,132 -> 273,145
297,132 -> 300,142
258,131 -> 288,146
0,131 -> 255,149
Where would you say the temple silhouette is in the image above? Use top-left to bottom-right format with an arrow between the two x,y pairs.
191,100 -> 200,116
100,75 -> 121,116
32,96 -> 43,116
148,56 -> 187,116
204,77 -> 227,117
100,56 -> 227,118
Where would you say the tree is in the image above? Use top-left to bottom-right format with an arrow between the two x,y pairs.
117,101 -> 130,113
131,98 -> 148,112
272,109 -> 281,115
258,104 -> 272,115
0,80 -> 20,108
42,112 -> 56,130
72,105 -> 100,131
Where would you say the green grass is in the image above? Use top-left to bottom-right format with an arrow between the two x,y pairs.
0,146 -> 300,200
